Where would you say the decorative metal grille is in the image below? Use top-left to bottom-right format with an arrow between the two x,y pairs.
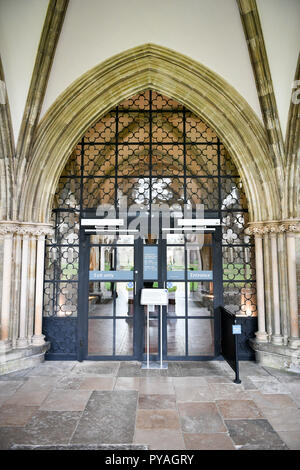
43,90 -> 257,355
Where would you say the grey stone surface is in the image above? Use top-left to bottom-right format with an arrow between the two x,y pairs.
0,411 -> 82,449
71,390 -> 138,444
72,361 -> 119,377
225,419 -> 288,449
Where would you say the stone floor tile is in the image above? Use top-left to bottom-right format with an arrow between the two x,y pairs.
178,402 -> 226,433
138,394 -> 176,409
139,377 -> 174,395
40,389 -> 92,411
263,367 -> 300,384
277,431 -> 300,450
0,405 -> 39,427
174,385 -> 213,403
216,400 -> 264,419
0,411 -> 82,449
261,408 -> 300,432
25,361 -> 76,377
248,391 -> 298,410
237,362 -> 270,378
114,377 -> 140,391
0,381 -> 23,396
183,433 -> 235,450
136,409 -> 180,430
71,391 -> 137,444
118,362 -> 167,377
54,375 -> 83,390
0,369 -> 32,380
79,377 -> 115,391
251,380 -> 291,395
134,429 -> 185,450
238,377 -> 258,390
172,377 -> 207,387
285,383 -> 300,401
174,362 -> 227,377
71,361 -> 120,377
225,419 -> 288,449
208,383 -> 249,400
204,376 -> 233,384
4,376 -> 58,406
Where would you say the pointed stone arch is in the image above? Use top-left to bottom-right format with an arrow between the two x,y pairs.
21,43 -> 281,223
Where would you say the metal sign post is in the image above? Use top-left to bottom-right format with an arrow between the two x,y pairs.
140,289 -> 168,370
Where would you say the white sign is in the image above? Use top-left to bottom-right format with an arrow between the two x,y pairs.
140,289 -> 168,306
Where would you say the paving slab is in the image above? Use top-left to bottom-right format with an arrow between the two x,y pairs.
138,394 -> 177,409
136,409 -> 180,430
184,433 -> 235,450
178,402 -> 226,433
216,400 -> 264,419
40,389 -> 92,411
0,405 -> 39,426
134,429 -> 185,450
225,419 -> 288,450
71,390 -> 137,444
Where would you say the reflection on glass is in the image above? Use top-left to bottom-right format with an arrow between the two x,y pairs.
116,283 -> 134,316
188,282 -> 213,316
116,247 -> 134,271
167,319 -> 185,356
166,282 -> 185,317
116,319 -> 133,355
188,319 -> 214,356
166,234 -> 184,244
88,319 -> 113,355
187,244 -> 212,272
88,283 -> 113,316
167,247 -> 185,272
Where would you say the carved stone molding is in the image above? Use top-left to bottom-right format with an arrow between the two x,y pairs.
248,220 -> 300,235
0,221 -> 54,238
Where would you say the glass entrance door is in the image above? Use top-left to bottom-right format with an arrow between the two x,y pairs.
140,229 -> 222,362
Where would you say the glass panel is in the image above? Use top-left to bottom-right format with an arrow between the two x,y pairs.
53,178 -> 81,210
83,144 -> 115,176
166,282 -> 186,317
223,246 -> 256,281
45,246 -> 79,281
167,318 -> 185,356
220,146 -> 239,176
167,246 -> 185,279
152,144 -> 184,176
85,113 -> 116,143
116,318 -> 133,355
166,233 -> 185,244
188,282 -> 214,316
118,145 -> 150,176
221,178 -> 247,210
152,113 -> 183,142
185,112 -> 218,143
118,112 -> 150,143
187,244 -> 212,272
151,177 -> 184,207
223,282 -> 257,316
151,91 -> 183,110
82,177 -> 115,208
118,90 -> 150,110
88,282 -> 113,316
43,282 -> 78,317
186,233 -> 212,246
115,282 -> 134,316
117,177 -> 150,209
188,319 -> 214,355
116,247 -> 134,271
222,212 -> 251,245
90,245 -> 114,272
186,177 -> 219,210
186,144 -> 218,177
89,234 -> 134,245
88,319 -> 113,355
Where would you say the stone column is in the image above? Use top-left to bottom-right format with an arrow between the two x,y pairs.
269,228 -> 283,344
263,229 -> 272,337
0,224 -> 16,351
27,235 -> 37,343
32,232 -> 47,346
253,228 -> 268,342
286,226 -> 300,348
17,231 -> 30,348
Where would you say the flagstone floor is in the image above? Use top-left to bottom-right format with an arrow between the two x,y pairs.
0,360 -> 300,450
